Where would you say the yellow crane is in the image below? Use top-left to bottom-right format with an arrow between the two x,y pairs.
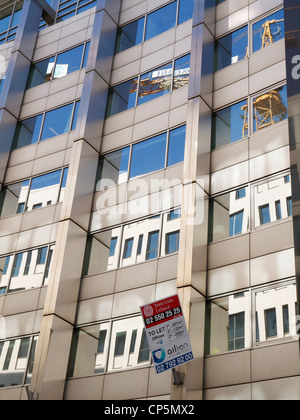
260,18 -> 284,49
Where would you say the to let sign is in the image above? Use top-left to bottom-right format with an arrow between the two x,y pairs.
140,294 -> 194,374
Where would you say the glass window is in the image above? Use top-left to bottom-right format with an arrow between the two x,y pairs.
253,85 -> 288,132
0,1 -> 23,45
209,189 -> 249,242
265,308 -> 277,338
109,237 -> 118,257
82,41 -> 90,68
11,253 -> 23,277
177,0 -> 194,25
0,180 -> 29,218
165,230 -> 180,254
138,62 -> 173,106
252,9 -> 284,54
205,292 -> 250,355
275,200 -> 282,220
40,103 -> 74,141
115,17 -> 145,53
283,305 -> 289,335
145,1 -> 177,41
214,25 -> 248,71
106,78 -> 138,117
96,147 -> 130,190
54,44 -> 84,78
211,99 -> 248,150
287,197 -> 293,217
258,204 -> 270,225
167,125 -> 186,166
173,54 -> 190,91
130,133 -> 167,179
123,238 -> 134,259
12,114 -> 44,149
0,336 -> 38,388
26,56 -> 56,89
146,231 -> 159,260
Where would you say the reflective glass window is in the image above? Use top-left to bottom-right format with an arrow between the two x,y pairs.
253,85 -> 288,132
130,133 -> 167,179
115,17 -> 145,53
82,41 -> 90,68
167,125 -> 186,166
287,197 -> 293,217
106,78 -> 138,117
252,9 -> 284,54
54,44 -> 84,77
40,103 -> 74,141
12,114 -> 44,148
209,188 -> 249,242
177,0 -> 194,25
96,147 -> 130,190
214,26 -> 248,71
146,231 -> 159,260
173,54 -> 190,90
165,230 -> 180,254
145,1 -> 177,41
138,62 -> 173,106
211,100 -> 248,149
205,292 -> 250,355
123,238 -> 134,259
0,336 -> 38,388
26,56 -> 55,89
0,1 -> 23,45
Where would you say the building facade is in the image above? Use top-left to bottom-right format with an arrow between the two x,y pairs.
0,0 -> 299,400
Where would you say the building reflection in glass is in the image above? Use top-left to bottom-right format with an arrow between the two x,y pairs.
205,282 -> 297,355
67,316 -> 150,377
83,209 -> 181,276
209,173 -> 292,243
0,245 -> 54,294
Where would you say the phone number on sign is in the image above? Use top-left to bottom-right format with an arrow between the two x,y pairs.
145,306 -> 182,325
155,352 -> 193,373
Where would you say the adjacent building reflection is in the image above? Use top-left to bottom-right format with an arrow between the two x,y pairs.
0,336 -> 38,388
0,245 -> 54,294
67,316 -> 150,377
205,281 -> 297,355
209,173 -> 292,242
83,209 -> 181,276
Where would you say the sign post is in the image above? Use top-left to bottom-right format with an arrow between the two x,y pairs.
140,294 -> 194,378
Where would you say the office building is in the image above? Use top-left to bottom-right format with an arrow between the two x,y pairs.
0,0 -> 299,400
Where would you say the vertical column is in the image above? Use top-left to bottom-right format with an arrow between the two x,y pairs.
28,0 -> 121,400
0,0 -> 54,187
283,1 -> 300,314
173,0 -> 216,400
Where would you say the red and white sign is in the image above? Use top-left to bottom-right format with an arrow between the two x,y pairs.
140,294 -> 193,374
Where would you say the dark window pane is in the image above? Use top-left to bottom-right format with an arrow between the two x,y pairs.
40,103 -> 74,141
96,147 -> 130,189
138,62 -> 172,105
259,204 -> 271,225
265,308 -> 277,338
123,238 -> 134,259
26,56 -> 55,88
82,41 -> 90,68
146,231 -> 159,260
229,210 -> 244,236
71,101 -> 80,131
0,6 -> 13,34
13,114 -> 44,149
167,125 -> 186,166
115,17 -> 145,53
54,44 -> 84,77
145,1 -> 177,41
211,99 -> 248,149
178,0 -> 194,25
214,26 -> 248,71
109,237 -> 118,257
130,133 -> 167,179
106,78 -> 138,116
166,231 -> 180,254
115,332 -> 126,356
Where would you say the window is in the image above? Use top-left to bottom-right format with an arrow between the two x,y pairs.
165,230 -> 180,254
0,336 -> 38,388
265,308 -> 277,338
137,235 -> 143,256
13,101 -> 80,149
252,9 -> 284,54
0,245 -> 54,293
109,237 -> 118,257
228,312 -> 245,351
0,0 -> 23,45
146,231 -> 159,260
115,0 -> 193,54
96,126 -> 186,188
287,197 -> 293,217
229,210 -> 244,236
214,25 -> 248,71
56,0 -> 97,22
67,317 -> 150,377
123,238 -> 134,259
211,100 -> 248,149
27,42 -> 90,89
167,208 -> 181,221
236,188 -> 246,200
275,200 -> 282,220
106,55 -> 190,117
253,85 -> 288,132
258,204 -> 271,225
283,305 -> 290,335
0,168 -> 69,218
